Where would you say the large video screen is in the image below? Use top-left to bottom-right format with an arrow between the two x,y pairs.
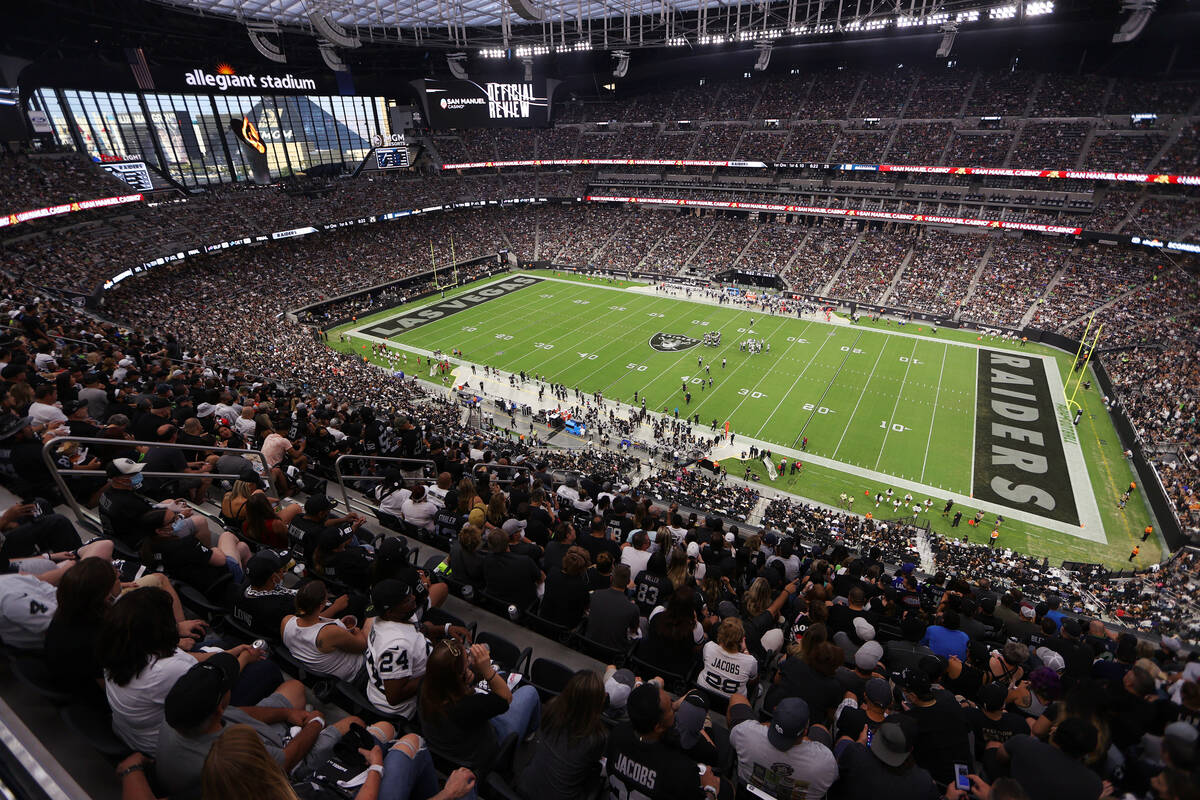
414,78 -> 555,129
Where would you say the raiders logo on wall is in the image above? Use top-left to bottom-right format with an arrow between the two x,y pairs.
649,333 -> 701,352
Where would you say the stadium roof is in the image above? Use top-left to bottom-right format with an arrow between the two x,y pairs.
146,0 -> 1091,52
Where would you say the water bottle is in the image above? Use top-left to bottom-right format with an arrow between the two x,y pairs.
507,604 -> 519,621
252,639 -> 270,656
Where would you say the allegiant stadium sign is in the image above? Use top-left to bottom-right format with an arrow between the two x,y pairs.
184,69 -> 317,92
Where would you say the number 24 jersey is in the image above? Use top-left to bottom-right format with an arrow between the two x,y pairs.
365,618 -> 430,718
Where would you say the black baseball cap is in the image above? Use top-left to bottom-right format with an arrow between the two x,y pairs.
304,495 -> 337,515
978,682 -> 1008,712
245,551 -> 284,585
164,653 -> 239,730
372,578 -> 413,616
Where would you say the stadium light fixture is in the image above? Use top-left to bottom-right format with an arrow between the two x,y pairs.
936,22 -> 958,57
447,52 -> 469,79
1025,1 -> 1054,16
612,50 -> 630,78
318,40 -> 348,71
246,22 -> 287,64
1112,0 -> 1156,42
307,13 -> 361,48
990,4 -> 1018,19
754,41 -> 773,71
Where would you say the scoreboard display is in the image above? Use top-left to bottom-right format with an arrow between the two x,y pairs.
375,146 -> 410,169
100,161 -> 154,192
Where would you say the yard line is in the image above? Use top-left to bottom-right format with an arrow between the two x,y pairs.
792,329 -> 865,448
511,291 -> 657,374
873,338 -> 919,471
750,323 -> 833,438
919,342 -> 949,483
628,310 -> 755,400
831,336 -> 890,459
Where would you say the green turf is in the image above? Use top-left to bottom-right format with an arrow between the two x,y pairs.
326,272 -> 1160,569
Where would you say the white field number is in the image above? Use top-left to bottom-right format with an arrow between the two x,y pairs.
804,404 -> 834,414
577,352 -> 597,359
572,299 -> 590,305
738,389 -> 768,399
898,356 -> 923,364
681,376 -> 706,385
609,306 -> 627,311
495,334 -> 513,340
881,420 -> 910,432
539,294 -> 554,298
648,312 -> 665,318
786,337 -> 809,343
626,363 -> 648,372
461,326 -> 477,332
840,346 -> 864,354
691,320 -> 710,326
533,342 -> 554,350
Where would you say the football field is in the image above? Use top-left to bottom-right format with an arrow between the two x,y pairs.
329,270 -> 1158,568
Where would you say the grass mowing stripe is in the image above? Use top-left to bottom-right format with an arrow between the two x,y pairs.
873,338 -> 919,470
831,336 -> 890,460
794,329 -> 866,449
920,342 -> 950,484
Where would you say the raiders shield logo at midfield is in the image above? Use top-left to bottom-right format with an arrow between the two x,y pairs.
649,333 -> 701,352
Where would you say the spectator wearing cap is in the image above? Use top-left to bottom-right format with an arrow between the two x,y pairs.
584,563 -> 640,651
1042,618 -> 1094,685
155,652 -> 383,800
897,663 -> 972,785
280,580 -> 366,682
1093,632 -> 1139,684
233,550 -> 315,639
698,617 -> 759,699
400,484 -> 437,533
831,717 -> 936,800
311,526 -> 372,593
63,398 -> 100,437
482,527 -> 543,613
504,517 -> 543,562
921,609 -> 970,661
606,682 -> 723,800
996,718 -> 1103,800
728,693 -> 837,798
0,412 -> 60,500
860,677 -> 895,731
827,585 -> 875,639
363,577 -> 429,718
419,637 -> 542,778
965,682 -> 1028,775
287,495 -> 368,565
517,670 -> 608,800
833,616 -> 878,666
836,640 -> 886,698
540,544 -> 591,629
98,457 -> 157,547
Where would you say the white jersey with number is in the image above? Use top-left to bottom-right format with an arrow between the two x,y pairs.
697,641 -> 758,697
0,574 -> 57,649
364,618 -> 429,718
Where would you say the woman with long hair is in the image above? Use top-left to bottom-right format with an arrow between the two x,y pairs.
740,576 -> 791,660
99,587 -> 262,755
485,491 -> 508,529
242,491 -> 300,548
418,639 -> 541,775
448,523 -> 486,591
697,616 -> 758,698
45,557 -> 120,697
457,477 -> 484,514
220,479 -> 257,527
666,546 -> 692,590
517,670 -> 607,800
639,584 -> 703,675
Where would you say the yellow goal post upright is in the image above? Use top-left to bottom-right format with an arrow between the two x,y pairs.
1064,314 -> 1104,415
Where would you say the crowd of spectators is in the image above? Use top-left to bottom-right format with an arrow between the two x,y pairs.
641,467 -> 760,520
0,152 -> 130,215
896,231 -> 987,317
1008,122 -> 1094,169
962,238 -> 1071,327
828,232 -> 913,304
1083,133 -> 1170,173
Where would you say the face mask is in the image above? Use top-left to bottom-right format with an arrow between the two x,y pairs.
129,473 -> 144,489
172,516 -> 190,534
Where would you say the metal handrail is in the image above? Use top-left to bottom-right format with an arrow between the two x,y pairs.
332,453 -> 437,515
40,435 -> 272,530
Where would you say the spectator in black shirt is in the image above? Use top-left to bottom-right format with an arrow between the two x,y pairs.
140,508 -> 249,599
540,545 -> 590,629
312,528 -> 372,594
98,458 -> 155,547
964,682 -> 1027,775
542,521 -> 576,576
525,488 -> 555,547
579,517 -> 620,567
131,396 -> 172,441
633,553 -> 673,619
583,564 -> 639,651
481,528 -> 542,612
606,682 -> 721,800
231,551 -> 312,640
832,717 -> 937,800
288,495 -> 368,565
897,665 -> 972,785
